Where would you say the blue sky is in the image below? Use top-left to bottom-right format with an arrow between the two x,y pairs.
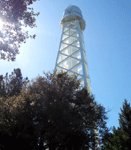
0,0 -> 131,131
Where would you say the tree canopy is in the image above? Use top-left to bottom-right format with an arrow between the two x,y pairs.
102,99 -> 131,150
0,70 -> 109,150
0,0 -> 40,61
0,68 -> 28,98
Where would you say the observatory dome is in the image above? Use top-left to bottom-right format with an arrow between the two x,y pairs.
60,5 -> 85,30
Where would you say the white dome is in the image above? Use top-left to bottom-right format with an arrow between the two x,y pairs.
63,5 -> 83,18
60,5 -> 86,30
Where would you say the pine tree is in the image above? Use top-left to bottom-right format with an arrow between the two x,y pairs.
102,99 -> 131,150
118,99 -> 131,149
119,99 -> 131,135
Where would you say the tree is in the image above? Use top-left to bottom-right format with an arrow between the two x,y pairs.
0,68 -> 28,98
25,71 -> 108,149
0,94 -> 38,150
119,99 -> 131,134
0,0 -> 40,61
102,99 -> 131,150
0,71 -> 108,150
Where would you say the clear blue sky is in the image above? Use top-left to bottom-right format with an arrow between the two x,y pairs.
0,0 -> 131,131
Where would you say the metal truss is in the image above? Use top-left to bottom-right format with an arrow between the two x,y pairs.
55,19 -> 91,93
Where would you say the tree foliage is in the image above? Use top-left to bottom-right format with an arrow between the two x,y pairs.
102,99 -> 131,150
0,70 -> 108,150
0,68 -> 28,98
0,0 -> 40,61
119,99 -> 131,133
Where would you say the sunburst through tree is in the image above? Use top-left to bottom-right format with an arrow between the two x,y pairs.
0,0 -> 40,61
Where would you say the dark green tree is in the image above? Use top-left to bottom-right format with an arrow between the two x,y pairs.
0,68 -> 28,98
119,99 -> 131,134
0,0 -> 40,61
25,71 -> 108,149
0,71 -> 108,150
0,94 -> 38,150
102,99 -> 131,150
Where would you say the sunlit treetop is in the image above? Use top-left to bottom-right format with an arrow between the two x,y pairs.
0,0 -> 40,61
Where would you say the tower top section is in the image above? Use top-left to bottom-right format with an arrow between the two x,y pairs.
60,5 -> 86,30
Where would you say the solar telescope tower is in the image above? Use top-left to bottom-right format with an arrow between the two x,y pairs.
55,5 -> 99,149
55,5 -> 91,93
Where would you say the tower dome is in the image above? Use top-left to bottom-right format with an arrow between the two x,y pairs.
60,5 -> 86,30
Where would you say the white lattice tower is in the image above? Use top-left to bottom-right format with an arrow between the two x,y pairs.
55,5 -> 100,150
55,5 -> 91,93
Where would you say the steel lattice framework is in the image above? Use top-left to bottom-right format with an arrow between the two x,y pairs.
55,6 -> 91,93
